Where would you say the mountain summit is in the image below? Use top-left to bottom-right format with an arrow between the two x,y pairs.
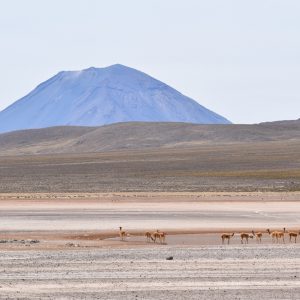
0,64 -> 231,133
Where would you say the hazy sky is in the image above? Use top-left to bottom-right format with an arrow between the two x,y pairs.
0,0 -> 299,124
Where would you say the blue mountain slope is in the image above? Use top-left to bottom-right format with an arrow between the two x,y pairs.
0,64 -> 231,133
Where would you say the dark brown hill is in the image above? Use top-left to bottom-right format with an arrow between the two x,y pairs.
0,120 -> 300,155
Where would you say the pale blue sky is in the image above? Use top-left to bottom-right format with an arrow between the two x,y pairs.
0,0 -> 299,124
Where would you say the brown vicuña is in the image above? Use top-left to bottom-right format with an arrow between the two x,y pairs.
153,230 -> 166,244
221,233 -> 234,244
267,228 -> 285,243
287,229 -> 300,243
145,231 -> 154,243
252,230 -> 263,243
240,232 -> 254,244
119,226 -> 128,241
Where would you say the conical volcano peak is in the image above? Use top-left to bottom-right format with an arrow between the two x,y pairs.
68,64 -> 138,75
57,64 -> 155,85
54,65 -> 131,79
54,64 -> 168,92
0,65 -> 231,133
81,65 -> 122,73
104,63 -> 130,70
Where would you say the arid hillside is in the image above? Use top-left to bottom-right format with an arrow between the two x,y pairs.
0,120 -> 299,193
0,141 -> 299,193
0,120 -> 300,155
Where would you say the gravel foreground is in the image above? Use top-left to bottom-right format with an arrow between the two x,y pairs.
1,245 -> 300,299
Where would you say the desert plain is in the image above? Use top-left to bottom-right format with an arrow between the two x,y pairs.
1,122 -> 300,299
1,192 -> 300,299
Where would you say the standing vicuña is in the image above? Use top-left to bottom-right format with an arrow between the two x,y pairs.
287,230 -> 300,243
119,227 -> 128,241
145,231 -> 154,243
252,230 -> 263,243
267,228 -> 285,243
221,233 -> 234,244
277,228 -> 286,243
153,230 -> 166,244
240,233 -> 254,244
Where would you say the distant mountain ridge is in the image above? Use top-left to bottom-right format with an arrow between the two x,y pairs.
0,120 -> 299,156
0,64 -> 230,133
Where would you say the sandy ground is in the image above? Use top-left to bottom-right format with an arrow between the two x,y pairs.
0,192 -> 300,244
1,245 -> 300,299
0,192 -> 300,299
0,192 -> 300,232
